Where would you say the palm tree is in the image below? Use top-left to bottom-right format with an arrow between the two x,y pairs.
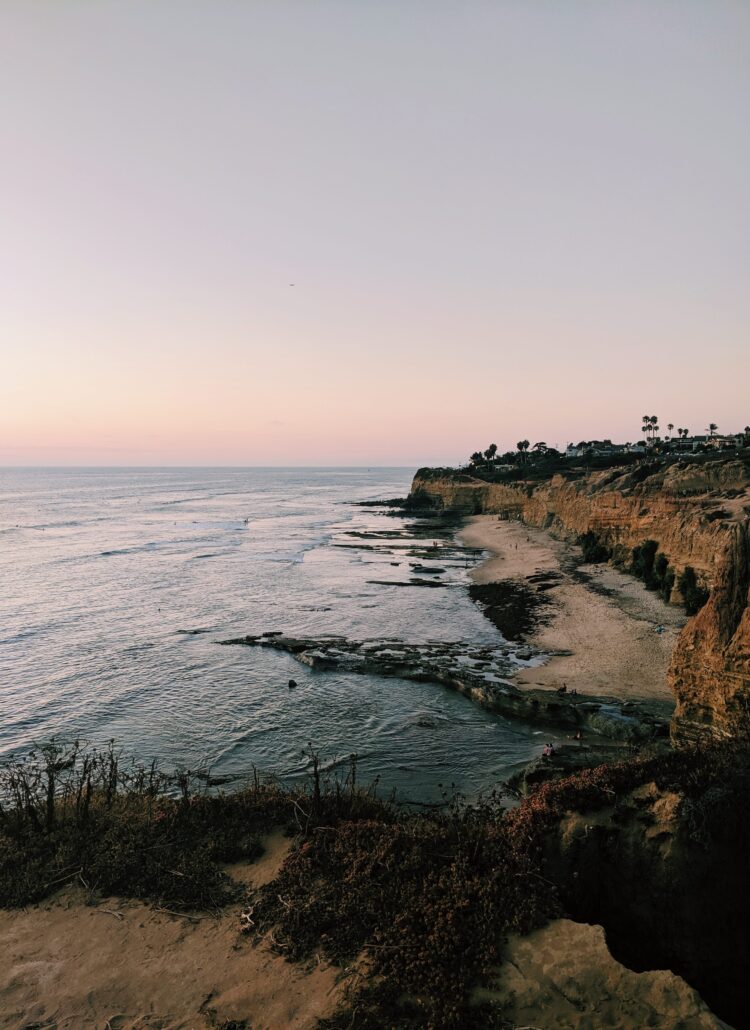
516,439 -> 530,464
667,423 -> 674,440
470,451 -> 483,466
642,414 -> 651,441
707,423 -> 718,437
484,443 -> 498,464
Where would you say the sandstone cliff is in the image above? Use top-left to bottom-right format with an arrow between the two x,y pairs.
484,918 -> 729,1028
540,774 -> 749,1027
411,460 -> 750,741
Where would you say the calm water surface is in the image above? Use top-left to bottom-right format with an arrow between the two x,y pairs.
0,468 -> 552,802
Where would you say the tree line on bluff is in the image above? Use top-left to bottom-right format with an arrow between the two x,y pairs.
468,417 -> 750,472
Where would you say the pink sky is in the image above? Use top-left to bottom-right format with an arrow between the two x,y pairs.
2,2 -> 748,466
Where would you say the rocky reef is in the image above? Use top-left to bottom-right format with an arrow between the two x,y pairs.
411,459 -> 750,742
220,632 -> 670,742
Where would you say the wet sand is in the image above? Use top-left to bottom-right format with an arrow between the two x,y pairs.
459,516 -> 685,703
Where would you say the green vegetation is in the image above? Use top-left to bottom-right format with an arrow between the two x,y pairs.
631,539 -> 659,585
0,741 -> 557,1028
678,566 -> 710,616
515,438 -> 530,463
460,421 -> 750,484
0,741 -> 382,911
2,739 -> 749,1027
577,530 -> 611,564
629,540 -> 677,601
653,553 -> 676,602
627,543 -> 712,610
249,743 -> 750,1027
641,413 -> 660,444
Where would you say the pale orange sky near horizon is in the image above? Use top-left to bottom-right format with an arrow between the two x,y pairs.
1,1 -> 748,467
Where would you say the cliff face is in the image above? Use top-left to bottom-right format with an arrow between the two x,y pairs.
670,520 -> 750,741
411,461 -> 750,741
542,777 -> 749,1026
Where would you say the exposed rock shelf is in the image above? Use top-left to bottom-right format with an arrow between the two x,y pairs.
220,632 -> 670,742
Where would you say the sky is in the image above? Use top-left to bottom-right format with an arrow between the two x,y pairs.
1,1 -> 748,466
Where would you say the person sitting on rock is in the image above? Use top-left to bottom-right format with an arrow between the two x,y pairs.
556,684 -> 568,696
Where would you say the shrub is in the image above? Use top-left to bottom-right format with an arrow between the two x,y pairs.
628,541 -> 678,602
578,531 -> 611,564
631,539 -> 659,586
0,742 -> 383,911
4,739 -> 750,1028
653,553 -> 669,582
651,553 -> 676,601
678,566 -> 710,615
660,567 -> 676,603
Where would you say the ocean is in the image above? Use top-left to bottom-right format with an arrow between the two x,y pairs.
0,467 -> 550,802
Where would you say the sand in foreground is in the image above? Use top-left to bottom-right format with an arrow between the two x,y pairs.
0,832 -> 342,1030
459,516 -> 685,703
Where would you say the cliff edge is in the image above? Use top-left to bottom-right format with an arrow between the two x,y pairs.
410,459 -> 750,742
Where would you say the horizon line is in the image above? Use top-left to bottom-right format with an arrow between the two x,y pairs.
0,464 -> 423,470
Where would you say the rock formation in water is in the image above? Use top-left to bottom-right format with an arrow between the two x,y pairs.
410,459 -> 750,742
220,632 -> 670,741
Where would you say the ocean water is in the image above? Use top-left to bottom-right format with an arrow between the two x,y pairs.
0,467 -> 551,802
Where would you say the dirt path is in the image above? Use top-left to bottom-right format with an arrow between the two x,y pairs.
459,516 -> 686,703
0,833 -> 343,1030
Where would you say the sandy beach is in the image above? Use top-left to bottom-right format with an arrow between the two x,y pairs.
459,516 -> 685,704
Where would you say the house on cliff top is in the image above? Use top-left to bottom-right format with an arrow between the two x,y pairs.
566,440 -> 631,459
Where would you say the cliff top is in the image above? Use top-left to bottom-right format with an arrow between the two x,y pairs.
416,456 -> 750,523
